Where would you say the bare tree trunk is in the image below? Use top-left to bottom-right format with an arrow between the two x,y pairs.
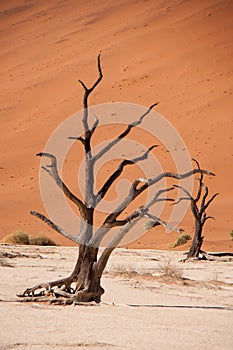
186,222 -> 203,258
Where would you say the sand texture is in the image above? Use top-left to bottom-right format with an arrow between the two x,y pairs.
0,1 -> 233,247
0,245 -> 233,349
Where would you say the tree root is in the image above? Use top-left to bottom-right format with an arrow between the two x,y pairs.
17,276 -> 76,298
18,278 -> 104,304
200,252 -> 232,262
16,296 -> 99,306
180,250 -> 233,262
17,291 -> 101,305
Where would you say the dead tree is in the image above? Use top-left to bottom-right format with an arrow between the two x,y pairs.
174,159 -> 218,259
18,56 -> 215,304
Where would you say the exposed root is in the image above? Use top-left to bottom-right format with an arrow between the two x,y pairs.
17,291 -> 101,305
18,277 -> 104,304
17,276 -> 75,297
180,250 -> 233,262
200,252 -> 232,262
1,297 -> 99,305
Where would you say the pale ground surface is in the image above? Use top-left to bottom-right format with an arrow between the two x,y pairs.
0,0 -> 233,251
0,245 -> 233,349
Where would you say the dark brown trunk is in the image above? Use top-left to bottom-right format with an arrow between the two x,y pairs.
74,245 -> 104,302
71,209 -> 105,303
187,221 -> 203,258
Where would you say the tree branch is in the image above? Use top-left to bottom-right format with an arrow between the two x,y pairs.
202,215 -> 215,224
68,136 -> 85,145
103,168 -> 215,227
77,55 -> 103,208
94,145 -> 158,206
95,187 -> 174,275
138,169 -> 215,192
204,192 -> 219,210
90,114 -> 99,135
172,183 -> 199,219
200,185 -> 209,212
68,115 -> 99,145
192,158 -> 204,202
173,184 -> 193,200
173,197 -> 191,205
91,187 -> 174,246
78,54 -> 103,134
201,212 -> 215,225
113,197 -> 174,227
30,211 -> 79,244
37,152 -> 87,218
93,102 -> 159,162
144,213 -> 183,233
95,215 -> 141,278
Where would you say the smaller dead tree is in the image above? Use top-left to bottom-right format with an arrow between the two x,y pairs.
174,159 -> 218,259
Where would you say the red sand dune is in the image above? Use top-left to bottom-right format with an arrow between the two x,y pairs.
0,0 -> 232,251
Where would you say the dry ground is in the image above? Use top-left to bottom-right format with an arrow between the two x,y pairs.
0,0 -> 233,251
0,245 -> 232,349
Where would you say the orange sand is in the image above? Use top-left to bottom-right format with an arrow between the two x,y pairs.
0,0 -> 232,251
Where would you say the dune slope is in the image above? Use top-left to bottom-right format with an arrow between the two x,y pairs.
0,0 -> 232,250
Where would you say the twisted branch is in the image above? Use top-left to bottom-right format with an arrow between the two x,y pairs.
103,168 -> 215,227
144,213 -> 182,233
30,211 -> 79,244
78,54 -> 103,134
94,145 -> 158,206
93,102 -> 159,162
37,152 -> 87,218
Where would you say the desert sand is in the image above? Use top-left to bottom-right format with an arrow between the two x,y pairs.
0,244 -> 233,349
0,0 -> 233,250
